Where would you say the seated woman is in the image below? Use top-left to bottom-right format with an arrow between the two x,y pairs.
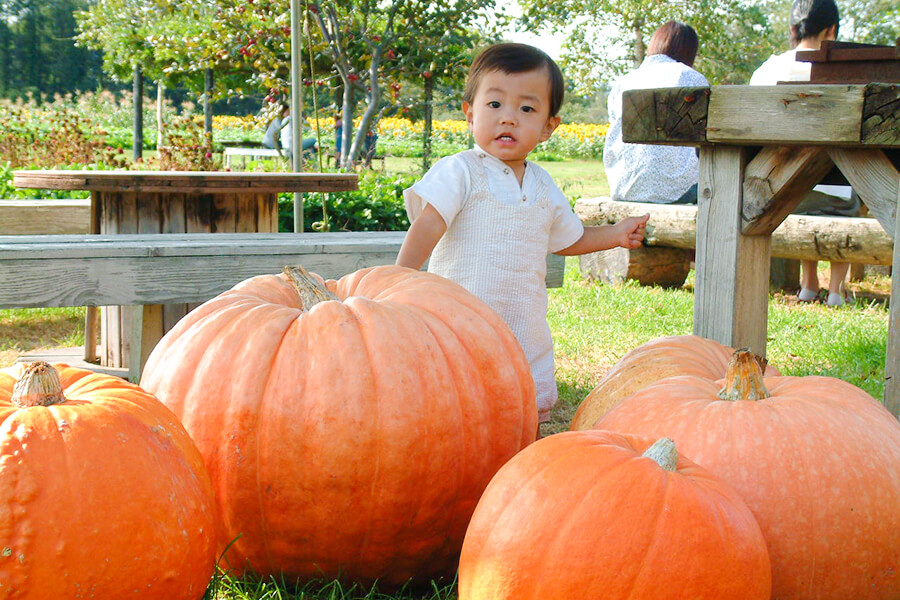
603,21 -> 708,204
749,0 -> 859,307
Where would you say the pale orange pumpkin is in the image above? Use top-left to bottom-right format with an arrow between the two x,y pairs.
597,350 -> 900,600
458,430 -> 771,600
0,362 -> 217,599
140,265 -> 537,585
570,335 -> 780,430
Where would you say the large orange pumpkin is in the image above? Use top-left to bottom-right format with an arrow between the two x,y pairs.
0,362 -> 217,599
570,335 -> 780,430
597,350 -> 900,600
139,265 -> 537,585
458,430 -> 771,600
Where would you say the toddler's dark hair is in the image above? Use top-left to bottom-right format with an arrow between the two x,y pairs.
463,43 -> 565,117
789,0 -> 839,47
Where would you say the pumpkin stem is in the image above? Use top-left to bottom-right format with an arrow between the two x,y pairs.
718,348 -> 771,401
283,265 -> 340,310
642,437 -> 678,472
10,362 -> 66,408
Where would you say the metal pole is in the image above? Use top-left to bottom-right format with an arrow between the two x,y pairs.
132,63 -> 143,162
290,0 -> 304,232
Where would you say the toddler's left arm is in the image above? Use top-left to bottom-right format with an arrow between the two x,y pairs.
556,214 -> 649,256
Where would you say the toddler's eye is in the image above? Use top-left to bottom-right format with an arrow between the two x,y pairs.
521,106 -> 535,113
487,101 -> 501,108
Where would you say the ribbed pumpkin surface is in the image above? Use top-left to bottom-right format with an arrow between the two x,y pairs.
140,265 -> 537,585
0,363 -> 217,599
458,430 -> 771,600
570,335 -> 780,430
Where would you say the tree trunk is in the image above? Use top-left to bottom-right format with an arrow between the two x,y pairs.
632,17 -> 646,68
156,81 -> 165,150
132,64 -> 143,161
204,68 -> 213,136
423,73 -> 434,171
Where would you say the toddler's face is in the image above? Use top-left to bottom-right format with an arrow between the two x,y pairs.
463,67 -> 560,168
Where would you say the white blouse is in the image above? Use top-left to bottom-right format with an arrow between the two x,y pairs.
604,54 -> 709,203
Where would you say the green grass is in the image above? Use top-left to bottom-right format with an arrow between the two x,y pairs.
206,572 -> 457,600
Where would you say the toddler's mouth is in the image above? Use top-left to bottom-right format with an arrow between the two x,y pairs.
496,134 -> 516,142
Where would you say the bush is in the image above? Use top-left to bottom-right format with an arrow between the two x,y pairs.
278,169 -> 415,233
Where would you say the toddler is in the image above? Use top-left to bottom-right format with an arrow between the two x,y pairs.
396,43 -> 648,423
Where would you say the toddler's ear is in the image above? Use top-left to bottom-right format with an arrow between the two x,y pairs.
462,101 -> 474,131
541,115 -> 561,142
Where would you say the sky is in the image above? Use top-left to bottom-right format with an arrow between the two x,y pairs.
494,0 -> 567,59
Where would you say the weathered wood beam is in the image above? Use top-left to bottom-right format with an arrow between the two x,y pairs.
885,180 -> 900,418
623,84 -> 900,147
622,86 -> 710,146
575,197 -> 894,264
741,147 -> 834,235
0,199 -> 91,235
827,148 -> 899,236
862,83 -> 900,145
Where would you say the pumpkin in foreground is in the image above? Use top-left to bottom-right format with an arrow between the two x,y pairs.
570,335 -> 780,430
140,265 -> 538,586
458,430 -> 771,600
597,349 -> 900,600
0,362 -> 217,600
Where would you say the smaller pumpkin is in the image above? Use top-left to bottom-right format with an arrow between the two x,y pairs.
570,335 -> 779,430
0,362 -> 217,599
458,430 -> 771,600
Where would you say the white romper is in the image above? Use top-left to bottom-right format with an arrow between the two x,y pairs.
405,148 -> 584,419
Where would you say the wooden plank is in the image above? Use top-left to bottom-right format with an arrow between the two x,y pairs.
0,199 -> 91,235
575,197 -> 894,264
622,86 -> 710,146
884,179 -> 900,419
160,193 -> 189,332
694,146 -> 770,356
742,146 -> 834,235
13,170 -> 358,194
707,85 -> 866,146
862,84 -> 900,147
827,148 -> 898,236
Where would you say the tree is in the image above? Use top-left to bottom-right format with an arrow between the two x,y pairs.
0,0 -> 106,98
518,0 -> 780,89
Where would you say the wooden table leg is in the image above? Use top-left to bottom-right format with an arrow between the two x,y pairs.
694,146 -> 772,356
883,179 -> 900,418
83,191 -> 101,363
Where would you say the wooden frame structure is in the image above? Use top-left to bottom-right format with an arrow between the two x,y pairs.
623,83 -> 900,417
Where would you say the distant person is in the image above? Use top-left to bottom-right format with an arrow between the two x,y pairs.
604,21 -> 709,204
750,0 -> 859,307
262,103 -> 317,161
262,103 -> 290,155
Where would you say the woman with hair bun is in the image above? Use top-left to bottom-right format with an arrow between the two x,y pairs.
750,0 -> 860,307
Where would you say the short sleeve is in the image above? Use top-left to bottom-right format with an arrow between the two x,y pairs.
403,154 -> 470,227
679,66 -> 709,88
546,177 -> 585,253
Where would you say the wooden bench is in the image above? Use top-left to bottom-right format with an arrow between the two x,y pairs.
576,197 -> 892,287
223,147 -> 284,169
0,232 -> 565,381
0,199 -> 91,235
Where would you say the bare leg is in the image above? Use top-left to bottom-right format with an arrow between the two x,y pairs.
826,262 -> 850,306
799,260 -> 820,301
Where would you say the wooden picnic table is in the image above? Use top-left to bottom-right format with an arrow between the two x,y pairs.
12,169 -> 358,371
622,82 -> 900,417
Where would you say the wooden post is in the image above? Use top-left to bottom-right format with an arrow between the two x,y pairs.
884,179 -> 900,418
694,146 -> 771,356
